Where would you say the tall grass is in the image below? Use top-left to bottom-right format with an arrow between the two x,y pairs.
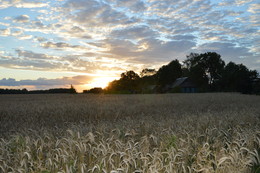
0,93 -> 259,172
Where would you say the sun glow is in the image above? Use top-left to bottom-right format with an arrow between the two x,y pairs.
88,76 -> 118,89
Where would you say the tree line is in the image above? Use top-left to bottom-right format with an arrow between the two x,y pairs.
104,52 -> 259,94
0,85 -> 76,94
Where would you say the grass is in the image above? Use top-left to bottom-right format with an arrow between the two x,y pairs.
0,93 -> 259,172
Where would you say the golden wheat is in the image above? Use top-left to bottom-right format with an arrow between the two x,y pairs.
0,93 -> 259,172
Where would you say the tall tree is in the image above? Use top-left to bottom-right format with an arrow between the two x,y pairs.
184,52 -> 225,89
121,70 -> 140,81
203,52 -> 225,85
221,62 -> 258,93
139,68 -> 157,89
156,59 -> 182,86
106,71 -> 140,93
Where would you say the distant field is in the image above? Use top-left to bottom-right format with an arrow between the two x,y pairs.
0,93 -> 259,172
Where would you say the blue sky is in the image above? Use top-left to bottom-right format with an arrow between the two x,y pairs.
0,0 -> 259,91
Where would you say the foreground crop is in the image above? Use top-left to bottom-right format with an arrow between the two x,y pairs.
0,93 -> 259,172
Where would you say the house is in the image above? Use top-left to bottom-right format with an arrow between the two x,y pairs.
169,77 -> 197,93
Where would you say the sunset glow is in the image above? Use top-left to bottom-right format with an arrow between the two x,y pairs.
87,76 -> 120,89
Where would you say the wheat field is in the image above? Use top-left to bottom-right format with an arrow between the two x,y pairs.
0,93 -> 259,173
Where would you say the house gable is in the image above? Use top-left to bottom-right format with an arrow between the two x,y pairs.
170,77 -> 197,93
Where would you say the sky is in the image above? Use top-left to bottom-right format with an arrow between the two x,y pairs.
0,0 -> 259,92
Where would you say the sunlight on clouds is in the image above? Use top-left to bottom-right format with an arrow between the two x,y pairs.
0,28 -> 11,36
248,3 -> 260,13
235,0 -> 253,5
79,41 -> 109,52
137,43 -> 150,51
0,0 -> 48,9
0,22 -> 10,26
18,34 -> 33,40
12,30 -> 23,36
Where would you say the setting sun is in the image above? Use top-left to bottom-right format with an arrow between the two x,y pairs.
88,76 -> 119,89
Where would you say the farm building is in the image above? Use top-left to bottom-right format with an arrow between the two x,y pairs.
167,77 -> 198,93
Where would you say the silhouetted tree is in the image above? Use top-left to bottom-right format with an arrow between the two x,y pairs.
156,59 -> 182,86
0,88 -> 28,94
220,62 -> 258,93
189,63 -> 208,89
121,71 -> 140,92
136,69 -> 157,93
121,71 -> 140,81
83,87 -> 103,94
140,68 -> 157,77
106,71 -> 140,93
70,84 -> 77,94
0,87 -> 77,94
184,52 -> 225,90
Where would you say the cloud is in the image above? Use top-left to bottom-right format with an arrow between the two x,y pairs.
197,42 -> 252,57
64,26 -> 92,39
0,29 -> 34,42
219,0 -> 253,6
248,3 -> 260,13
235,0 -> 253,5
0,21 -> 10,27
110,25 -> 159,40
41,41 -> 83,50
0,28 -> 11,36
0,54 -> 63,71
0,49 -> 71,71
63,0 -> 138,27
0,0 -> 48,9
108,0 -> 147,12
13,15 -> 30,23
170,35 -> 197,41
17,34 -> 33,40
0,28 -> 31,39
12,30 -> 23,36
0,75 -> 92,86
34,36 -> 47,42
15,49 -> 59,60
102,38 -> 196,63
32,21 -> 44,28
136,39 -> 196,63
40,41 -> 106,55
0,49 -> 125,73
